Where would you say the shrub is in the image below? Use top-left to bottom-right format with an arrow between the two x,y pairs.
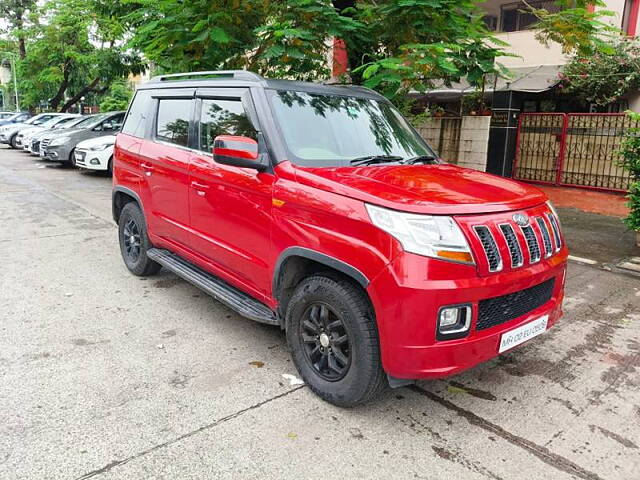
619,111 -> 640,231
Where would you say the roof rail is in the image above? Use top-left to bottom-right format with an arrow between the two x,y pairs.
149,70 -> 263,83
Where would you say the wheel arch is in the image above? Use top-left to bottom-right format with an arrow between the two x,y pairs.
273,247 -> 370,322
112,186 -> 144,224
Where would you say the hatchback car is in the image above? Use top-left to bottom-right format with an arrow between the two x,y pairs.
42,111 -> 124,165
113,71 -> 567,406
74,135 -> 115,174
0,113 -> 62,148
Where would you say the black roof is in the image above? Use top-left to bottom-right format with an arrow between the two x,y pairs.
140,70 -> 386,101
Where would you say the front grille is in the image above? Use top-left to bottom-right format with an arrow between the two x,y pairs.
474,226 -> 502,272
75,150 -> 86,166
477,278 -> 555,331
41,138 -> 51,149
499,224 -> 523,267
31,140 -> 40,152
547,213 -> 562,250
521,225 -> 541,263
536,217 -> 553,257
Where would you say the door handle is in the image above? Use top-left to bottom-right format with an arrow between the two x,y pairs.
141,162 -> 154,176
191,181 -> 209,196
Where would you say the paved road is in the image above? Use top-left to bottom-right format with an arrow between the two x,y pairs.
1,145 -> 639,480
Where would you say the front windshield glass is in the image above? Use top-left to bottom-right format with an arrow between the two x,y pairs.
63,116 -> 94,129
267,90 -> 433,167
39,117 -> 65,128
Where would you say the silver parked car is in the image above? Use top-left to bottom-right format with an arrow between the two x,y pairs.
42,111 -> 125,166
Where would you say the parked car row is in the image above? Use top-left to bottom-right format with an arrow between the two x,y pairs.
0,110 -> 123,174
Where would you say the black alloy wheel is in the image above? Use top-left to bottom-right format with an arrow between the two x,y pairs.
300,302 -> 351,381
123,218 -> 142,264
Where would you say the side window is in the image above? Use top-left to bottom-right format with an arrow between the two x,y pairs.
198,98 -> 257,152
155,99 -> 192,147
109,113 -> 125,130
121,90 -> 152,138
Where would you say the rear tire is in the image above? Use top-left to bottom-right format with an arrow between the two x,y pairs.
118,202 -> 161,276
286,275 -> 387,407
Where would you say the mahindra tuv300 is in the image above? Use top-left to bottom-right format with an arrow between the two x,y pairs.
112,71 -> 567,406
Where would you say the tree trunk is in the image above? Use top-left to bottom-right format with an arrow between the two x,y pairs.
49,65 -> 71,111
59,77 -> 101,113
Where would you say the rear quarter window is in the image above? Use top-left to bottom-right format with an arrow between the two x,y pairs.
121,90 -> 152,138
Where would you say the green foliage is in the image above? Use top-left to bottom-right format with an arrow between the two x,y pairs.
560,38 -> 640,107
619,112 -> 640,231
352,0 -> 510,97
109,0 -> 362,80
7,0 -> 143,111
530,0 -> 618,57
99,79 -> 133,112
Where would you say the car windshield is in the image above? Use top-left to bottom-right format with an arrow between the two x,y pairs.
267,90 -> 434,167
62,116 -> 95,129
80,113 -> 109,129
39,117 -> 65,128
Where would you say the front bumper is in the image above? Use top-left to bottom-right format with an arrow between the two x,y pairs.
0,133 -> 12,143
368,249 -> 568,379
74,148 -> 110,170
42,144 -> 71,162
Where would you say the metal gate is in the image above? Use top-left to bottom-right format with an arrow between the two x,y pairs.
514,113 -> 639,192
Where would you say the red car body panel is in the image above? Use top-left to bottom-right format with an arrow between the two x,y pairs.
114,84 -> 568,382
291,162 -> 548,214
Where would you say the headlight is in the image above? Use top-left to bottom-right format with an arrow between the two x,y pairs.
366,204 -> 474,264
89,143 -> 112,151
49,136 -> 70,146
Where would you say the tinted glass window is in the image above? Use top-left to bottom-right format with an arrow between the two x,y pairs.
198,99 -> 257,152
156,99 -> 191,147
122,90 -> 152,138
267,90 -> 431,167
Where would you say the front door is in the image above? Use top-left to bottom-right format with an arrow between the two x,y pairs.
187,89 -> 274,301
138,91 -> 194,249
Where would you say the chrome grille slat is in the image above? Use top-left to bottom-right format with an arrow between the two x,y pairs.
547,213 -> 562,251
521,225 -> 541,263
474,226 -> 503,272
535,217 -> 553,258
499,224 -> 524,268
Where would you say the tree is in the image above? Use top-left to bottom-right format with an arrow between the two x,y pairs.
14,0 -> 144,111
0,0 -> 37,58
528,0 -> 619,57
559,38 -> 640,107
106,0 -> 362,81
99,79 -> 133,112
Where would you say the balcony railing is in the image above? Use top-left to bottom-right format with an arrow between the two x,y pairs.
483,1 -> 563,33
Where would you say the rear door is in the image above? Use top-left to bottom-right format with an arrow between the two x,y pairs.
138,89 -> 195,248
187,88 -> 274,300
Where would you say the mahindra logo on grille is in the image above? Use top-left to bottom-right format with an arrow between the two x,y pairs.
513,213 -> 529,226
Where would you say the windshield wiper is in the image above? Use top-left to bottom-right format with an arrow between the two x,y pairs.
402,155 -> 439,165
350,155 -> 404,166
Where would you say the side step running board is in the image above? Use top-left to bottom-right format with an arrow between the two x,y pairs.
147,248 -> 278,326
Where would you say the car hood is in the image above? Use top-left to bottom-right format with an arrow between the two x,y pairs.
76,134 -> 116,149
287,162 -> 548,215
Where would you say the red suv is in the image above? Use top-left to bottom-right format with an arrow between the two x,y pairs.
113,71 -> 567,406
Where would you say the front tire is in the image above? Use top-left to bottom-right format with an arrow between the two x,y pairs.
10,135 -> 19,149
107,156 -> 113,176
118,202 -> 161,276
286,275 -> 386,407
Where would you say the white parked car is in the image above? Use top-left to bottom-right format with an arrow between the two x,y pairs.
74,135 -> 116,174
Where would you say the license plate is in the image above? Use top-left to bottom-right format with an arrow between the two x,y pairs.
499,314 -> 548,353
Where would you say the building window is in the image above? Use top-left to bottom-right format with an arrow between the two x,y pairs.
499,1 -> 563,32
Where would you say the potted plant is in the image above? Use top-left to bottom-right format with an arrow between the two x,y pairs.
619,111 -> 640,247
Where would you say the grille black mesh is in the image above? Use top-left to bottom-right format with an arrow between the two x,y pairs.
499,224 -> 523,267
477,278 -> 555,331
521,225 -> 541,262
536,217 -> 552,257
474,226 -> 501,271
